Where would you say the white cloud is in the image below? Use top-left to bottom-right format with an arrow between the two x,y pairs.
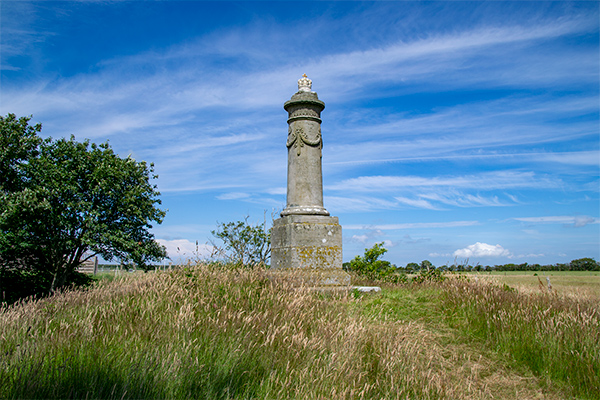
266,187 -> 286,195
349,228 -> 385,245
329,171 -> 560,193
573,216 -> 598,228
349,236 -> 395,249
535,151 -> 600,166
2,3 -> 597,266
326,150 -> 599,167
305,15 -> 596,96
453,242 -> 511,258
516,253 -> 546,259
217,192 -> 250,200
324,196 -> 399,212
419,192 -> 509,208
395,196 -> 439,210
514,216 -> 600,227
345,221 -> 479,230
351,235 -> 369,244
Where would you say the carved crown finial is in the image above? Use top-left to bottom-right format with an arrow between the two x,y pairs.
298,74 -> 312,92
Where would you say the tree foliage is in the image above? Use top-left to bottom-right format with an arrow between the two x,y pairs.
395,258 -> 599,272
0,114 -> 166,302
442,258 -> 600,272
0,114 -> 43,192
345,242 -> 405,283
211,216 -> 270,268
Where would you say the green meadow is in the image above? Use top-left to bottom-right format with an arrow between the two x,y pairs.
1,266 -> 599,399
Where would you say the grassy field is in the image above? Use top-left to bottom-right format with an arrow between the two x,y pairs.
1,266 -> 598,399
461,271 -> 600,300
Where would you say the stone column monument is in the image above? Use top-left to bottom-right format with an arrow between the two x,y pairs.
270,75 -> 351,286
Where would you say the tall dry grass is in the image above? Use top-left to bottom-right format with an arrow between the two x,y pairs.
0,265 -> 459,399
0,265 -> 591,399
441,277 -> 600,399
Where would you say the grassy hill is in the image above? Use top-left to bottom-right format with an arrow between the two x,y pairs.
1,265 -> 598,399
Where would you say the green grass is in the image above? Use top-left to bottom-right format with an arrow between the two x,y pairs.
462,271 -> 600,300
1,266 -> 598,399
352,286 -> 442,323
441,277 -> 600,398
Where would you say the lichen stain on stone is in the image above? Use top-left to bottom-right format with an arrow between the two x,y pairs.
296,245 -> 341,269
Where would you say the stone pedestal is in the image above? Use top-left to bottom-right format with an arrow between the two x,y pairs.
270,215 -> 350,286
269,75 -> 350,287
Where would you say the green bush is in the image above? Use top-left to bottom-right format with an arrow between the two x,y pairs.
347,242 -> 406,283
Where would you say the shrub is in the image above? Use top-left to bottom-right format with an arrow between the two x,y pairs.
211,216 -> 270,268
347,242 -> 406,283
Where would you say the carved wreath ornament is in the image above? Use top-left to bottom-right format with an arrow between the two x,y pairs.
286,125 -> 322,156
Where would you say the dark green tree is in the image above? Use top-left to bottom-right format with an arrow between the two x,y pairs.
420,260 -> 433,270
0,114 -> 43,192
569,258 -> 599,271
0,114 -> 166,301
405,262 -> 419,273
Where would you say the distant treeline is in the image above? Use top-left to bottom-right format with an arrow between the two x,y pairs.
393,257 -> 600,272
106,259 -> 600,273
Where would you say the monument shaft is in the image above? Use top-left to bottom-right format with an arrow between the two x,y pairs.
282,91 -> 328,216
270,75 -> 350,287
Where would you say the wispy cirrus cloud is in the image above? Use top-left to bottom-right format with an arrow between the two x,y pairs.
514,216 -> 599,227
418,192 -> 509,208
308,14 -> 597,97
345,221 -> 480,230
394,196 -> 439,210
329,171 -> 560,192
327,151 -> 600,167
2,2 -> 597,266
324,196 -> 399,213
5,9 -> 596,128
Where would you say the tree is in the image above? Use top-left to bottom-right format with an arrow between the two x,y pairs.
405,262 -> 419,273
347,242 -> 403,282
211,216 -> 271,268
569,258 -> 599,271
0,114 -> 43,192
420,260 -> 433,270
0,114 -> 166,300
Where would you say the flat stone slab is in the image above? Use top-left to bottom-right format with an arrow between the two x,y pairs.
302,285 -> 381,294
352,286 -> 381,293
266,267 -> 351,287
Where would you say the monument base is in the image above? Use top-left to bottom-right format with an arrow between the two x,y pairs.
270,215 -> 350,287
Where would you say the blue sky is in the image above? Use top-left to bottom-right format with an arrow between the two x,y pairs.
2,1 -> 599,267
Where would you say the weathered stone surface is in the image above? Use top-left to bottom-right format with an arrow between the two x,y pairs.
270,75 -> 350,287
281,81 -> 328,217
271,215 -> 341,265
